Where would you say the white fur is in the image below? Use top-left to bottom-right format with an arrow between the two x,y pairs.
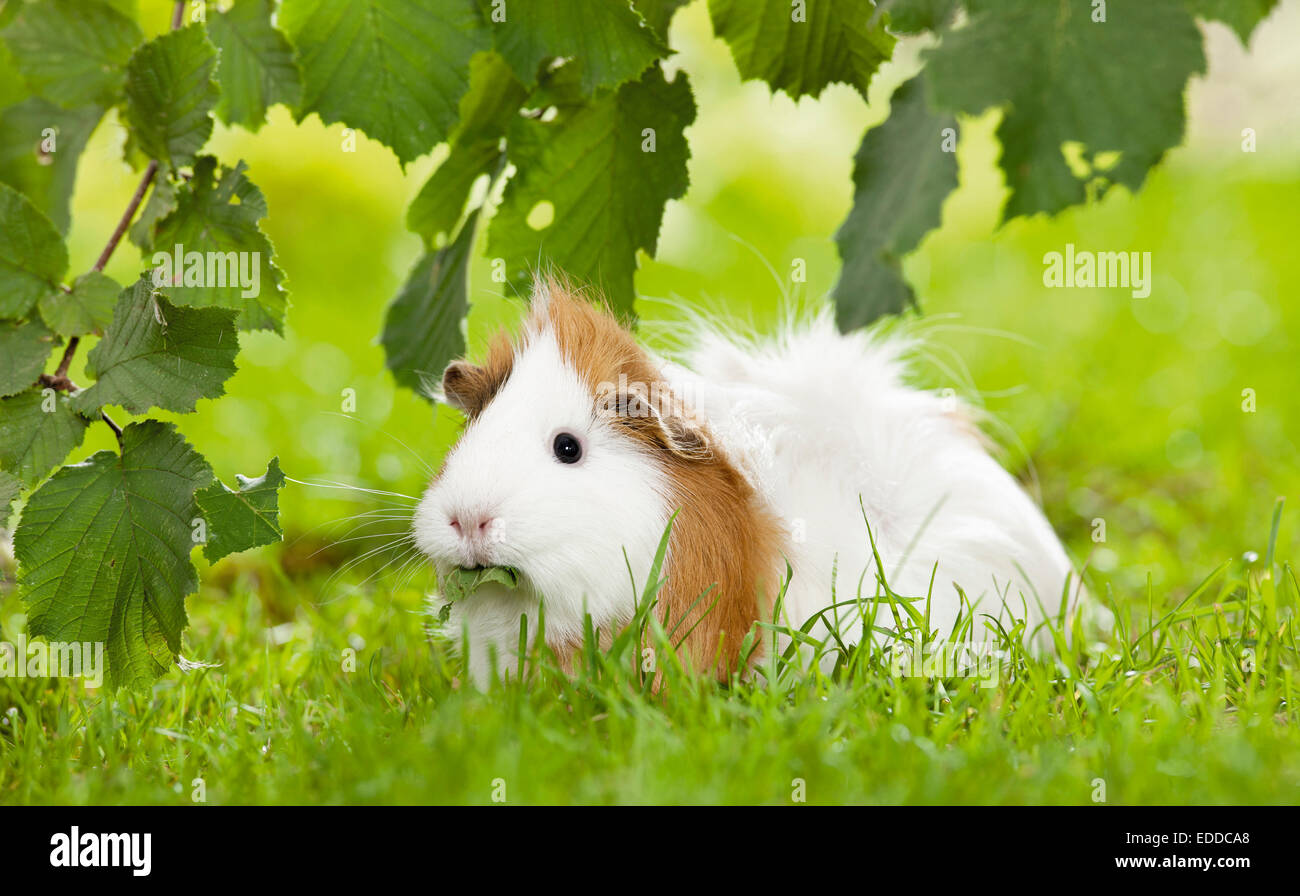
665,310 -> 1092,654
417,301 -> 1096,684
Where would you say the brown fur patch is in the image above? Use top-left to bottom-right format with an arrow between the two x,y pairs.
654,454 -> 787,678
455,276 -> 787,679
535,279 -> 786,678
441,329 -> 515,418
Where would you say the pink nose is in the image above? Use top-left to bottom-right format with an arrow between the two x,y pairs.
449,513 -> 495,538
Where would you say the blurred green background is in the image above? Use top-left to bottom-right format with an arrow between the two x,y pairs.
59,0 -> 1300,608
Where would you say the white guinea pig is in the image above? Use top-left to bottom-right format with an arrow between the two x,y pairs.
414,277 -> 1098,685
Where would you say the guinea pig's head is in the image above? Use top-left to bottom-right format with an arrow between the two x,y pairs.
412,279 -> 715,641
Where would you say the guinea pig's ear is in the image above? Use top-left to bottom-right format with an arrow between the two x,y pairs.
611,386 -> 711,460
658,412 -> 711,460
441,361 -> 490,417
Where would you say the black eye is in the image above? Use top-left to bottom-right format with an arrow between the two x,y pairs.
553,432 -> 583,464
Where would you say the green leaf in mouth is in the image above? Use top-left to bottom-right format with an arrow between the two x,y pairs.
439,565 -> 521,607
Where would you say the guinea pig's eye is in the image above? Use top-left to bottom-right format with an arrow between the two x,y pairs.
552,432 -> 583,465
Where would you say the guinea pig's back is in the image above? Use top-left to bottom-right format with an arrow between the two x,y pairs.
671,314 -> 1100,652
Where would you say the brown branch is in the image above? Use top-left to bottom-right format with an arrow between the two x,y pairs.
93,159 -> 158,274
52,336 -> 79,380
38,372 -> 73,392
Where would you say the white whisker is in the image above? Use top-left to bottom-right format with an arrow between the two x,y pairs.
287,476 -> 420,503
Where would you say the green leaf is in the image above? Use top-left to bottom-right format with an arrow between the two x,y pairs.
0,317 -> 56,397
101,0 -> 140,18
208,0 -> 302,131
0,182 -> 68,319
633,0 -> 690,39
832,76 -> 956,330
0,469 -> 19,528
407,50 -> 523,246
409,141 -> 501,247
440,564 -> 520,604
878,0 -> 960,33
0,33 -> 25,107
281,0 -> 490,165
150,156 -> 288,332
482,0 -> 666,93
452,50 -> 529,143
383,210 -> 477,398
0,100 -> 106,234
72,281 -> 239,416
16,420 -> 213,690
194,457 -> 285,562
0,387 -> 90,487
1,0 -> 143,108
926,0 -> 1206,219
708,0 -> 895,99
124,25 -> 220,170
1183,0 -> 1279,44
488,64 -> 695,315
38,272 -> 121,337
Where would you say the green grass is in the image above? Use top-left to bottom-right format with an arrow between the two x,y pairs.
1,500 -> 1296,805
2,0 -> 1297,807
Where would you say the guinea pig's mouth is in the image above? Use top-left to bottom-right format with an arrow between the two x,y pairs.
439,564 -> 524,603
455,564 -> 520,580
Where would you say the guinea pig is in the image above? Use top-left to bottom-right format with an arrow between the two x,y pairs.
414,276 -> 1099,685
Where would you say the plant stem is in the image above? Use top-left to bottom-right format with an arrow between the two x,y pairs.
51,337 -> 78,381
94,159 -> 159,275
99,411 -> 124,439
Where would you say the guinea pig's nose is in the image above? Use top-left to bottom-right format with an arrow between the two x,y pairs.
449,512 -> 496,538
